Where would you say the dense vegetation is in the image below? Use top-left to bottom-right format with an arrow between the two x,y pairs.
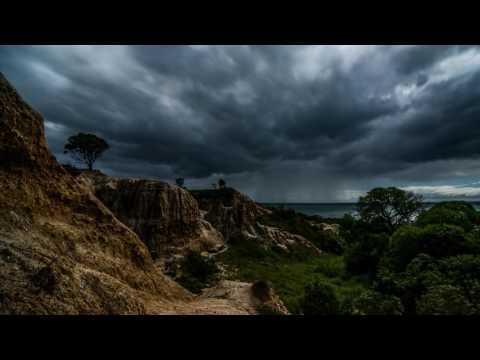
219,187 -> 480,315
218,212 -> 366,313
339,192 -> 480,315
176,252 -> 219,294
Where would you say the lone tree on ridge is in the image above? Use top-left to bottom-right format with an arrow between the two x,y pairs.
64,133 -> 109,171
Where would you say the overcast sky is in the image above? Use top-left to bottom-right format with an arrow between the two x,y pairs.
2,45 -> 480,202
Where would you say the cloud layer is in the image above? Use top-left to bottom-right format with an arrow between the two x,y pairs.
2,45 -> 480,201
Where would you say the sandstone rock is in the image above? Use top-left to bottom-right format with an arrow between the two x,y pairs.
192,188 -> 321,255
0,73 -> 252,315
309,222 -> 340,235
79,173 -> 225,259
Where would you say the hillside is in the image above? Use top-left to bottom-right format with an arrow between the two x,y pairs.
0,72 -> 281,314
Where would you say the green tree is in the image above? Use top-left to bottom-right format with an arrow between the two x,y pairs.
301,282 -> 340,315
416,201 -> 479,232
64,133 -> 109,171
416,285 -> 474,315
357,187 -> 423,233
348,290 -> 404,315
344,232 -> 389,276
388,224 -> 468,271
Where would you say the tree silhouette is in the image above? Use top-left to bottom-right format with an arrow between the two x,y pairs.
176,178 -> 185,188
64,133 -> 109,171
357,187 -> 423,233
218,178 -> 226,189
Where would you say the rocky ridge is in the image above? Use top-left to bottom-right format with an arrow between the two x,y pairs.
0,73 -> 287,314
192,189 -> 322,255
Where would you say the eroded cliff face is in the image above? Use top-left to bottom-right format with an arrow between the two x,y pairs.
0,73 -> 270,315
79,172 -> 225,259
192,189 -> 321,255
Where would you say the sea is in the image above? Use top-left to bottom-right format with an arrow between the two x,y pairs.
262,202 -> 480,219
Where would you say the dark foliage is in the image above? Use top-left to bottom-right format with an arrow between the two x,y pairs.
344,290 -> 404,315
357,187 -> 424,234
175,177 -> 185,188
177,252 -> 219,294
251,280 -> 273,302
387,224 -> 468,272
416,201 -> 479,232
301,282 -> 340,315
64,133 -> 109,171
218,178 -> 226,189
344,232 -> 389,277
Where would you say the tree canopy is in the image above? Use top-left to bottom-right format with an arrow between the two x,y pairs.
218,178 -> 226,189
64,133 -> 109,171
357,187 -> 423,233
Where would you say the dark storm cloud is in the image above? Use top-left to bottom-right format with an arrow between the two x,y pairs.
2,45 -> 480,201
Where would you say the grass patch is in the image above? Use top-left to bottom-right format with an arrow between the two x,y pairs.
219,240 -> 367,314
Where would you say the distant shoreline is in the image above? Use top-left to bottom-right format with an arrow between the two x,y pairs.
262,201 -> 480,218
262,201 -> 480,205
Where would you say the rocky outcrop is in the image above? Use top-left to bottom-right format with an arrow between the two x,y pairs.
0,73 -> 256,315
79,172 -> 224,259
192,189 -> 321,255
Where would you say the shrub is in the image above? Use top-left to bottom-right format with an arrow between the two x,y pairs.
301,282 -> 340,315
416,202 -> 478,232
177,252 -> 219,294
251,280 -> 273,302
349,290 -> 404,315
388,224 -> 467,271
416,285 -> 474,315
376,253 -> 480,315
344,232 -> 389,276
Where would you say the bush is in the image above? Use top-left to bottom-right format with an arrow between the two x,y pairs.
344,232 -> 389,276
388,224 -> 468,271
376,253 -> 480,315
348,290 -> 404,315
416,285 -> 474,315
177,252 -> 219,294
416,202 -> 478,232
301,282 -> 340,315
438,255 -> 480,293
251,280 -> 273,302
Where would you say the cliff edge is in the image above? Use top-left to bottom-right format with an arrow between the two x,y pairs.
0,73 -> 276,314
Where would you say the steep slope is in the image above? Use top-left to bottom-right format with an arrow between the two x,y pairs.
0,73 -> 266,314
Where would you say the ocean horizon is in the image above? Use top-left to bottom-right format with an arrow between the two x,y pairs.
262,201 -> 480,218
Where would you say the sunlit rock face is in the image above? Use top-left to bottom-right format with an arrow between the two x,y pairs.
79,172 -> 225,259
